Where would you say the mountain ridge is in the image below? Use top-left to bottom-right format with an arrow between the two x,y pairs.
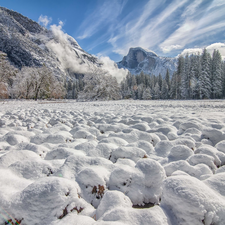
0,6 -> 102,80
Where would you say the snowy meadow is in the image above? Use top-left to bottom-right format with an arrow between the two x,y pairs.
1,99 -> 225,225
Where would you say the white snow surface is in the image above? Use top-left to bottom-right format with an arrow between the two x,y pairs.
1,99 -> 225,224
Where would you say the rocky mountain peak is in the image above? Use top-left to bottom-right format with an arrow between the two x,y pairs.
118,47 -> 177,77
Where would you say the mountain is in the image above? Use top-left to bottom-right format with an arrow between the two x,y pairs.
117,47 -> 177,77
0,6 -> 102,80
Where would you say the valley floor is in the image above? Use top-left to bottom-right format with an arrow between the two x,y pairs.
1,99 -> 225,225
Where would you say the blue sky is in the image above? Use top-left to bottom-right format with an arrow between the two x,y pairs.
1,0 -> 225,61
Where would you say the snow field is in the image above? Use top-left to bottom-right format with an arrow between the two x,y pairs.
1,99 -> 225,224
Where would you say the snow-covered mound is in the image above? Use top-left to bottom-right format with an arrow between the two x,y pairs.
1,99 -> 225,224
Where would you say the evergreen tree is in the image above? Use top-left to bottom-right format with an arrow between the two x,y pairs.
222,61 -> 225,97
170,72 -> 178,99
176,55 -> 183,99
137,84 -> 144,99
161,79 -> 169,99
211,50 -> 222,98
180,54 -> 189,99
142,88 -> 152,100
199,49 -> 211,99
189,54 -> 200,99
158,73 -> 163,91
153,82 -> 160,100
165,69 -> 170,92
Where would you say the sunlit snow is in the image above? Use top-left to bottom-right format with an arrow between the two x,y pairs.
1,99 -> 225,225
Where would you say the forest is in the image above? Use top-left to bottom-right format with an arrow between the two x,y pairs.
0,48 -> 225,100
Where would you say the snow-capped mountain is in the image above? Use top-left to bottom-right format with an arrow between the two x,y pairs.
117,47 -> 177,77
0,7 -> 102,79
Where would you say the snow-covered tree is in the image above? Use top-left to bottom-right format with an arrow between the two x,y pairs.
78,67 -> 121,101
180,55 -> 189,99
153,82 -> 160,100
199,49 -> 211,99
222,61 -> 225,97
137,84 -> 144,99
189,54 -> 200,99
12,67 -> 34,99
170,72 -> 178,99
158,73 -> 163,91
161,79 -> 169,99
211,49 -> 222,98
165,69 -> 170,92
142,87 -> 152,100
13,66 -> 65,99
0,51 -> 18,98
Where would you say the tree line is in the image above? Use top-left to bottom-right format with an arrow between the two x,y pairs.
1,49 -> 225,101
121,49 -> 225,100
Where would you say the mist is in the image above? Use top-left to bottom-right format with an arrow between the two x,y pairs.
45,21 -> 128,82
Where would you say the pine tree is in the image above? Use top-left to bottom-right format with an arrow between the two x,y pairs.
153,82 -> 160,100
189,54 -> 200,99
165,69 -> 170,92
180,54 -> 189,99
176,55 -> 183,99
142,88 -> 152,100
137,84 -> 144,99
199,49 -> 211,99
211,50 -> 222,98
161,79 -> 169,99
158,73 -> 163,91
222,61 -> 225,97
170,72 -> 178,99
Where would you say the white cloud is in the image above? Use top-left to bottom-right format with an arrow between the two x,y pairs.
46,21 -> 90,74
38,15 -> 52,27
179,43 -> 225,60
181,0 -> 203,18
161,45 -> 183,53
179,48 -> 203,56
207,0 -> 225,11
206,43 -> 225,59
99,56 -> 128,83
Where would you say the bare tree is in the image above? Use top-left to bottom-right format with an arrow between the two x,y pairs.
0,51 -> 18,98
13,65 -> 66,100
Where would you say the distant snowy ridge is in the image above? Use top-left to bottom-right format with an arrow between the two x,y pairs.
117,47 -> 177,77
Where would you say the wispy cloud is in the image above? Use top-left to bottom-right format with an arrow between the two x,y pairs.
107,0 -> 189,56
160,1 -> 225,53
82,0 -> 225,59
77,0 -> 127,40
38,15 -> 52,27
